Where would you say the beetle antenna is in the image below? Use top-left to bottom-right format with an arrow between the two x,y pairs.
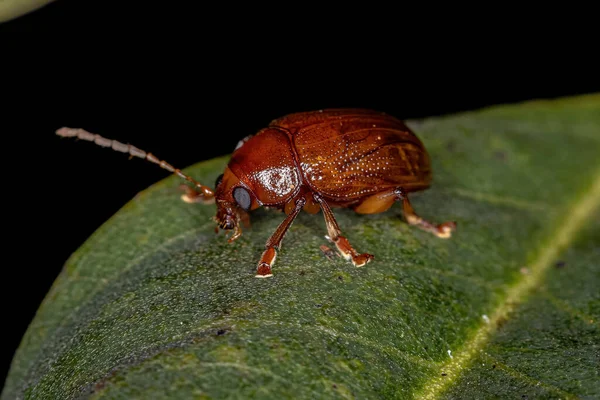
56,127 -> 215,198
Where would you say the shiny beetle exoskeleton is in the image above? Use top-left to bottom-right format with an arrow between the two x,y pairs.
57,109 -> 456,278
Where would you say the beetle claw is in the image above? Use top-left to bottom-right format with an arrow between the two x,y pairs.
435,221 -> 457,239
226,227 -> 242,243
352,253 -> 374,267
255,248 -> 276,278
320,245 -> 339,261
179,184 -> 215,204
327,235 -> 374,268
255,263 -> 273,278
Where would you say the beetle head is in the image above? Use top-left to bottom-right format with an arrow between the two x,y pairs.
213,167 -> 255,242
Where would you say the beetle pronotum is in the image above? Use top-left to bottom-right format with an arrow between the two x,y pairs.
57,109 -> 456,278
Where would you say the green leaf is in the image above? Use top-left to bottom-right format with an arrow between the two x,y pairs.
3,94 -> 600,399
0,0 -> 56,23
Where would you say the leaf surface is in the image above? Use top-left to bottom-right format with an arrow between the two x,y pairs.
3,94 -> 600,399
0,0 -> 55,23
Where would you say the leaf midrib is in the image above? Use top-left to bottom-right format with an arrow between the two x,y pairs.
418,167 -> 600,399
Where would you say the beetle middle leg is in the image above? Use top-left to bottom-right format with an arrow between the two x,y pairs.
255,197 -> 306,278
315,195 -> 374,267
354,188 -> 456,239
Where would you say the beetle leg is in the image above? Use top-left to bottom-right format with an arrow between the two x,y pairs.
256,197 -> 306,278
180,184 -> 215,204
355,188 -> 456,239
399,190 -> 456,239
353,189 -> 396,214
315,196 -> 374,267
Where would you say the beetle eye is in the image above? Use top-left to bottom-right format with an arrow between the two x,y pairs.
214,173 -> 224,188
233,187 -> 251,210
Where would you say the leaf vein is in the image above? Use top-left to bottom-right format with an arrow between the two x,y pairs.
481,353 -> 580,399
259,320 -> 436,368
417,167 -> 600,399
441,187 -> 554,212
540,288 -> 600,329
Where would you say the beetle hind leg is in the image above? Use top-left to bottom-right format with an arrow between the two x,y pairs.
399,190 -> 456,239
354,188 -> 456,239
316,196 -> 374,267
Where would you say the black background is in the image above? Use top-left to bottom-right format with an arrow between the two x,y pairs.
1,1 -> 598,390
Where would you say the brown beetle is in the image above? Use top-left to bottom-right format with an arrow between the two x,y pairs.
57,109 -> 456,278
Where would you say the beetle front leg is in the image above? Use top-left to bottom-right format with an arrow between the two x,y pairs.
256,198 -> 306,278
315,195 -> 374,267
180,184 -> 215,204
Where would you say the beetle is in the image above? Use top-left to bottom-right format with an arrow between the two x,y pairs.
56,108 -> 456,278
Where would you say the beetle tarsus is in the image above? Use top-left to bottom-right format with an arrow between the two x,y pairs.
227,228 -> 242,243
318,197 -> 374,268
331,235 -> 374,267
435,221 -> 457,239
256,248 -> 276,278
402,195 -> 456,239
256,263 -> 273,278
320,244 -> 338,261
352,253 -> 375,267
179,184 -> 215,204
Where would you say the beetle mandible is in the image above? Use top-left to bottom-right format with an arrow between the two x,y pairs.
57,109 -> 456,278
